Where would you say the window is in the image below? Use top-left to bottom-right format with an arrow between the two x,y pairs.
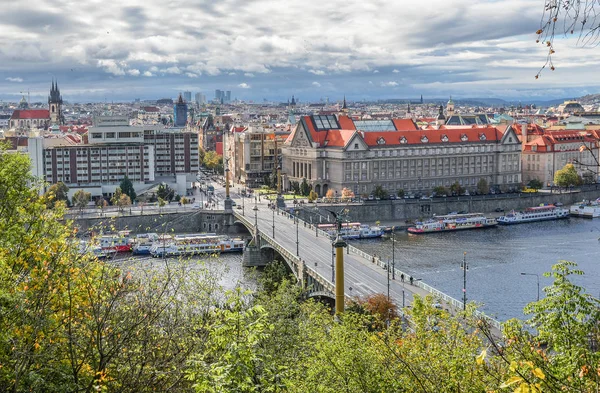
354,143 -> 359,149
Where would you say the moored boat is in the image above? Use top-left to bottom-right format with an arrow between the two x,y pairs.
497,205 -> 570,225
408,213 -> 497,234
317,222 -> 383,239
569,198 -> 600,218
98,230 -> 132,252
219,237 -> 245,253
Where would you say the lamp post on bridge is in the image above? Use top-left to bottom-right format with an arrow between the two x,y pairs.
391,232 -> 396,280
521,272 -> 540,301
461,252 -> 468,311
272,208 -> 275,238
333,225 -> 347,315
242,191 -> 245,216
295,216 -> 299,256
331,244 -> 335,283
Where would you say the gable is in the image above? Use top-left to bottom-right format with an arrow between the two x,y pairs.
344,132 -> 369,151
500,125 -> 520,145
290,122 -> 313,148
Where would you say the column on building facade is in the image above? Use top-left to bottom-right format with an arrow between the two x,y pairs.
308,164 -> 312,180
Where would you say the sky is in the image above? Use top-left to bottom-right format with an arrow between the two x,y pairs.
0,0 -> 598,103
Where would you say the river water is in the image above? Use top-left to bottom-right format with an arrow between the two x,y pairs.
350,218 -> 600,321
119,218 -> 599,322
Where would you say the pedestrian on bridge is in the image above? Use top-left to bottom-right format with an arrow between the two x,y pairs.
400,273 -> 404,282
409,276 -> 414,285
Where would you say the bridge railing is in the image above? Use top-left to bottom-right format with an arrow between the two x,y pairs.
233,210 -> 335,295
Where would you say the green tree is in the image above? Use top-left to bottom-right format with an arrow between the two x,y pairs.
72,189 -> 91,213
203,150 -> 222,172
300,177 -> 311,196
156,183 -> 174,201
119,175 -> 137,202
554,163 -> 581,188
372,185 -> 388,199
528,178 -> 544,190
44,181 -> 70,208
476,178 -> 490,194
433,185 -> 447,196
308,190 -> 318,202
291,181 -> 300,195
158,197 -> 166,212
450,181 -> 465,196
397,188 -> 405,198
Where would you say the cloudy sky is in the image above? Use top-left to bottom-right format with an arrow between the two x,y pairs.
0,0 -> 596,103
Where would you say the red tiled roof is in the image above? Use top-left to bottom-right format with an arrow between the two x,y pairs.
362,126 -> 502,146
392,119 -> 419,131
337,115 -> 356,130
10,109 -> 50,119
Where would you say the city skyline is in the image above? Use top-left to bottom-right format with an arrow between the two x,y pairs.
1,0 -> 598,103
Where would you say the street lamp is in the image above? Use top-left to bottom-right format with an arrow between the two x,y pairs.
461,252 -> 468,311
520,272 -> 540,301
295,216 -> 299,256
391,232 -> 396,280
272,208 -> 275,238
331,244 -> 335,283
242,192 -> 245,215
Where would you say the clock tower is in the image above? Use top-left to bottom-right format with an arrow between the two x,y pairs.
48,79 -> 63,125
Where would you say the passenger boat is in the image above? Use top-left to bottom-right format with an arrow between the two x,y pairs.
407,213 -> 497,234
98,230 -> 132,252
317,222 -> 384,239
131,233 -> 159,255
150,234 -> 244,257
79,240 -> 117,259
569,198 -> 600,218
219,237 -> 245,253
497,205 -> 570,225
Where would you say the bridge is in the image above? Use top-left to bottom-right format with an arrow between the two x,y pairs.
231,197 -> 502,331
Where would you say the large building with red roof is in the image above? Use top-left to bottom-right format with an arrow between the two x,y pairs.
9,109 -> 50,130
283,115 -> 522,197
521,129 -> 600,187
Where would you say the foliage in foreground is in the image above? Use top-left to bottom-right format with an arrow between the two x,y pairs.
1,147 -> 600,392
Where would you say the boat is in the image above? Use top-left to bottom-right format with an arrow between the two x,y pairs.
98,230 -> 132,252
131,233 -> 159,255
317,222 -> 383,239
497,205 -> 570,225
219,237 -> 245,253
150,234 -> 223,257
407,213 -> 497,234
569,198 -> 600,218
78,240 -> 117,259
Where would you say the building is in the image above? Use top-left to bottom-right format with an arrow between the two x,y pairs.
48,80 -> 63,125
183,91 -> 192,103
195,92 -> 206,105
35,114 -> 199,198
521,128 -> 600,187
9,109 -> 50,130
215,89 -> 222,102
225,91 -> 231,103
282,115 -> 522,197
173,94 -> 188,127
225,124 -> 290,187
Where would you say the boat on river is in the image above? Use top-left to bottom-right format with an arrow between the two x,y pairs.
150,234 -> 244,257
317,222 -> 383,239
98,230 -> 132,252
570,198 -> 600,218
497,205 -> 570,225
407,213 -> 497,234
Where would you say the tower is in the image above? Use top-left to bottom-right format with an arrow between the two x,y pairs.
436,105 -> 446,126
173,93 -> 188,127
48,79 -> 63,125
406,102 -> 411,119
446,97 -> 455,117
341,95 -> 348,114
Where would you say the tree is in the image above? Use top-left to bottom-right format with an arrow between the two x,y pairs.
372,185 -> 388,199
397,189 -> 405,198
158,197 -> 166,213
119,175 -> 137,202
528,178 -> 544,190
341,187 -> 355,201
300,178 -> 311,196
203,150 -> 222,172
72,189 -> 91,214
554,163 -> 581,188
308,190 -> 318,202
433,185 -> 447,196
111,187 -> 131,212
325,188 -> 335,200
291,181 -> 300,195
476,178 -> 489,194
449,181 -> 465,196
536,0 -> 600,77
156,183 -> 174,201
44,181 -> 69,208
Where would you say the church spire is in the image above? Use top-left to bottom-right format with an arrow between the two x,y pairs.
342,95 -> 347,110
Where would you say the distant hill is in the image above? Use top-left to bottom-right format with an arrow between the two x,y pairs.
576,93 -> 600,105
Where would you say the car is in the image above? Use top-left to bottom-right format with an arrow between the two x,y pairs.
555,202 -> 564,206
231,201 -> 237,206
368,195 -> 375,200
192,203 -> 200,209
389,194 -> 397,200
494,207 -> 504,212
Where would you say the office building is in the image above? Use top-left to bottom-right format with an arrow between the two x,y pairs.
183,91 -> 192,103
173,94 -> 188,127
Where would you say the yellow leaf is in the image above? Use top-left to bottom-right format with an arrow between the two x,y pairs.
500,376 -> 523,388
476,348 -> 487,365
532,367 -> 545,379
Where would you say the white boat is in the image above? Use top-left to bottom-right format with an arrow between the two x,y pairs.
408,213 -> 497,234
497,205 -> 570,225
79,240 -> 117,259
219,237 -> 245,253
569,198 -> 600,218
317,222 -> 383,239
131,233 -> 160,255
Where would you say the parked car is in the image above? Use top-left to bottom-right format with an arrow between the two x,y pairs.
494,207 -> 504,212
389,194 -> 397,200
368,195 -> 375,201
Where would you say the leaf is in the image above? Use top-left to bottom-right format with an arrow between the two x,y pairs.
532,367 -> 545,380
500,376 -> 523,388
476,348 -> 487,365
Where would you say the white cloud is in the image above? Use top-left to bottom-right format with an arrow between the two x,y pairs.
392,69 -> 400,73
143,71 -> 154,77
185,72 -> 198,78
309,69 -> 326,75
5,77 -> 23,82
373,70 -> 379,73
228,72 -> 237,75
244,72 -> 255,77
381,81 -> 399,87
311,81 -> 321,87
238,83 -> 251,89
161,66 -> 182,74
97,59 -> 126,76
127,69 -> 140,76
